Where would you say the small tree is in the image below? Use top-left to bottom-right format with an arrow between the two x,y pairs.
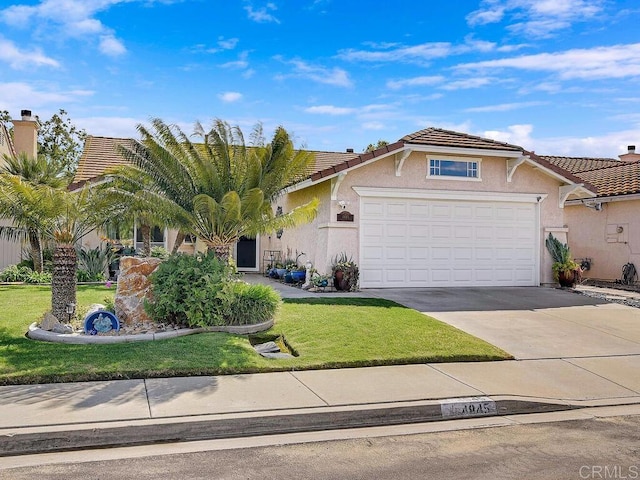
364,139 -> 389,153
37,109 -> 86,180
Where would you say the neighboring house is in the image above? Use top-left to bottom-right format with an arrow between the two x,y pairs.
75,128 -> 597,287
0,110 -> 39,269
545,147 -> 640,281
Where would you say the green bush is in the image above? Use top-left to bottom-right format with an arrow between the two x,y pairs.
150,246 -> 169,259
24,270 -> 52,284
216,281 -> 281,326
77,245 -> 114,282
146,252 -> 280,327
0,265 -> 33,282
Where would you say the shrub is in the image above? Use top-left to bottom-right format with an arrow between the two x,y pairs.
146,252 -> 280,327
77,245 -> 114,282
0,264 -> 33,282
150,246 -> 169,260
24,270 -> 52,284
216,282 -> 281,326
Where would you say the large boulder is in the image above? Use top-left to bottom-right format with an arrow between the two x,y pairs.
114,256 -> 162,326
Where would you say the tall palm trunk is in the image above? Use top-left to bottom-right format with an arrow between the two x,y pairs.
171,230 -> 186,254
28,231 -> 44,273
209,243 -> 232,263
51,243 -> 77,322
140,223 -> 151,257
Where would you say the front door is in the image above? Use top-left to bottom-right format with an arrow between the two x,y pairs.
235,236 -> 259,272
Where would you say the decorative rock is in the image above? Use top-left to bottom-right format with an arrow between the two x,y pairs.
114,256 -> 162,325
253,341 -> 280,354
51,322 -> 73,334
39,312 -> 59,331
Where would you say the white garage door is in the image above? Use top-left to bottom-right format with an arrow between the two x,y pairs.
359,196 -> 539,288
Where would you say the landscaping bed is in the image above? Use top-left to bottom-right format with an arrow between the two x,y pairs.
0,285 -> 512,385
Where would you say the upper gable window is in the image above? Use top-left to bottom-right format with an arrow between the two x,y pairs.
427,156 -> 481,181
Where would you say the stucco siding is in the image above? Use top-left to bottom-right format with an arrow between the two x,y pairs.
565,199 -> 640,281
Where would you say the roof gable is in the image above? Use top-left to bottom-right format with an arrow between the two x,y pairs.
401,127 -> 522,152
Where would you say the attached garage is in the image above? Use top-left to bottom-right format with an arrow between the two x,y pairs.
356,188 -> 542,288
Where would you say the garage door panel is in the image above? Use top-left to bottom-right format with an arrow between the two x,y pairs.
360,197 -> 538,288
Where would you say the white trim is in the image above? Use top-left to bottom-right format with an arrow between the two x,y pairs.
406,144 -> 522,158
394,149 -> 412,176
234,235 -> 260,272
330,172 -> 347,201
565,192 -> 640,205
558,184 -> 594,208
506,156 -> 528,182
426,155 -> 482,182
318,222 -> 358,230
352,186 -> 547,204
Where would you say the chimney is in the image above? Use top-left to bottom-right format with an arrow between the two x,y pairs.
346,148 -> 354,153
12,109 -> 39,158
619,144 -> 640,162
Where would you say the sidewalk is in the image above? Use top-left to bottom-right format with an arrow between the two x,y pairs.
2,280 -> 640,456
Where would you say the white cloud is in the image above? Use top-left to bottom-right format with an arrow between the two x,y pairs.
386,75 -> 445,90
465,101 -> 546,112
75,116 -> 141,138
220,51 -> 250,69
276,58 -> 352,87
0,82 -> 93,112
440,77 -> 494,90
338,42 -> 453,64
0,0 -> 174,57
99,34 -> 126,56
218,37 -> 239,50
456,43 -> 640,80
362,121 -> 385,131
481,123 -> 640,157
245,3 -> 280,24
467,0 -> 605,37
0,36 -> 59,69
483,124 -> 533,147
218,92 -> 243,103
305,105 -> 355,115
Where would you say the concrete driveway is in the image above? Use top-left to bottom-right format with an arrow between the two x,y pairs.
365,287 -> 640,360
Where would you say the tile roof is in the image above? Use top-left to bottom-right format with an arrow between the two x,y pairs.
73,136 -> 131,184
401,127 -> 523,152
72,135 -> 357,186
541,156 -> 621,174
571,160 -> 640,197
542,155 -> 640,197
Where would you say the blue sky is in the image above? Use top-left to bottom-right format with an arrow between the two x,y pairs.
1,0 -> 640,157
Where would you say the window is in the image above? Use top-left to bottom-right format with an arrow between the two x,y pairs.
428,156 -> 481,180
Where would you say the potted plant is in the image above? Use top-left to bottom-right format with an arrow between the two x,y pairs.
545,233 -> 581,287
291,266 -> 306,283
274,262 -> 287,279
331,252 -> 359,291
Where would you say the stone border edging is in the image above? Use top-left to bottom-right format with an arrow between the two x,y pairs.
26,318 -> 274,344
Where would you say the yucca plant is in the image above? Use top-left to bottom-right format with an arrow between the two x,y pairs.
545,233 -> 580,285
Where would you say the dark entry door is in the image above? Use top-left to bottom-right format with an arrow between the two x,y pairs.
236,236 -> 257,270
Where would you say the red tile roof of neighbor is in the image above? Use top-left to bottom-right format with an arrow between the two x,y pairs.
542,156 -> 640,197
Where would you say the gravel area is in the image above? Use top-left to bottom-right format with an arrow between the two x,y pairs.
573,284 -> 640,309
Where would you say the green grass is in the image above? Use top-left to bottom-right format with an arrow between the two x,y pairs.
0,285 -> 512,385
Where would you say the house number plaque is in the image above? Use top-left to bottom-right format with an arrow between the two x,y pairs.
337,211 -> 354,222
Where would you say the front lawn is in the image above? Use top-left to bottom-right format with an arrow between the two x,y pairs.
0,285 -> 511,384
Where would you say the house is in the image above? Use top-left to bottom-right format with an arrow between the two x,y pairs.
544,147 -> 640,281
73,128 -> 597,287
0,110 -> 39,269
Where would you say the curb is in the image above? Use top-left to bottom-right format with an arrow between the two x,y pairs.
0,397 -> 572,457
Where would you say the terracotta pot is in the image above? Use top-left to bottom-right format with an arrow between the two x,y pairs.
558,269 -> 577,288
334,270 -> 345,290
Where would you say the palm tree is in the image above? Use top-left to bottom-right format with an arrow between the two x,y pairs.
0,153 -> 67,272
41,185 -> 108,321
111,118 -> 318,261
0,174 -> 52,273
